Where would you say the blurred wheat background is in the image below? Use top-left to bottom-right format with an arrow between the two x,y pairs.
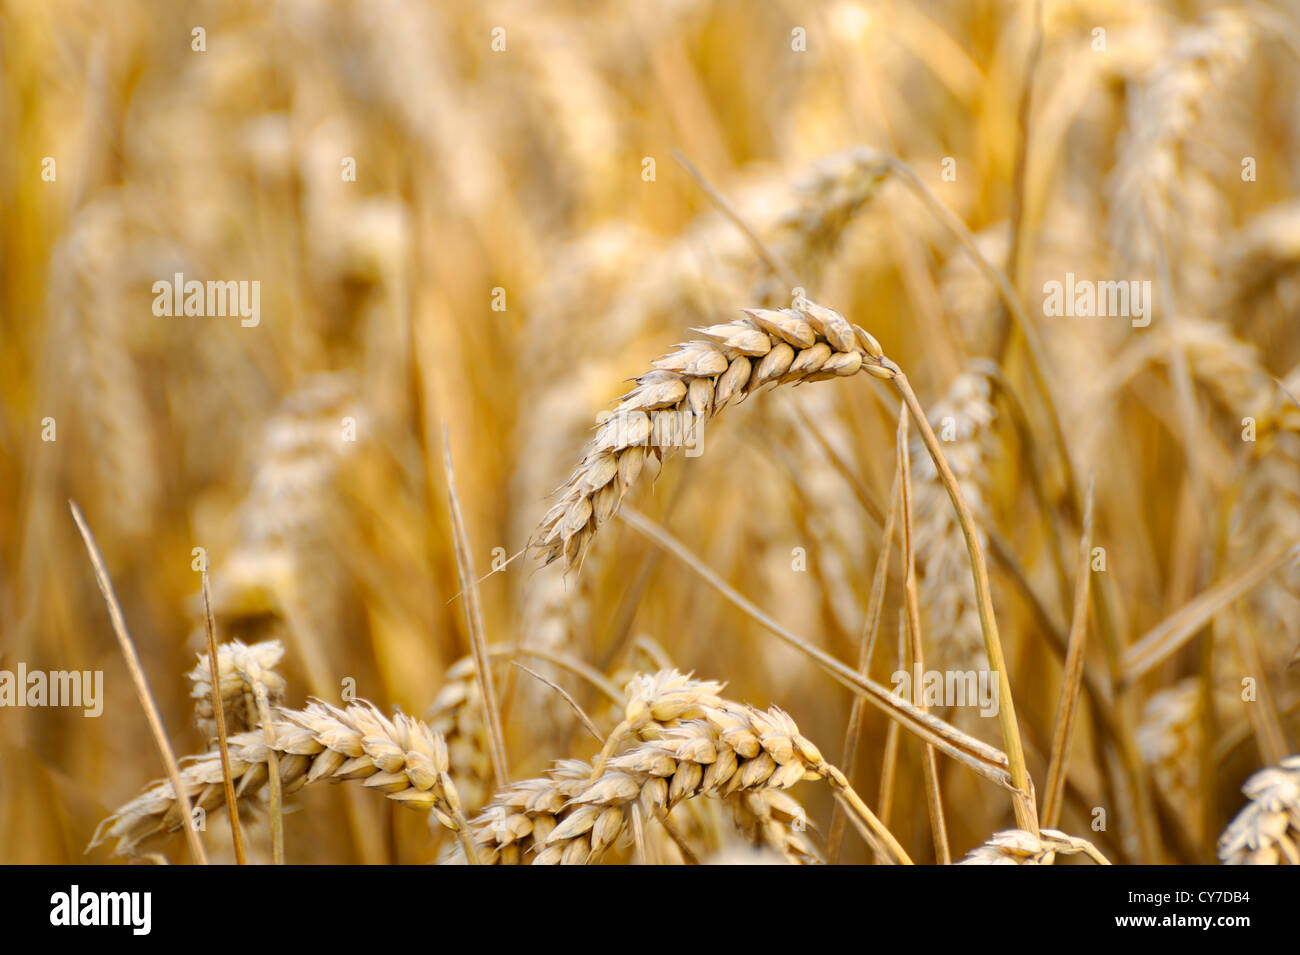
3,0 -> 1300,865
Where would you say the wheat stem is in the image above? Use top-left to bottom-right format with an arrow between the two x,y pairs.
897,409 -> 951,863
827,452 -> 900,862
442,425 -> 511,788
244,685 -> 283,864
71,501 -> 210,865
200,569 -> 245,864
619,506 -> 1015,789
1042,477 -> 1095,829
1121,543 -> 1300,684
889,372 -> 1038,832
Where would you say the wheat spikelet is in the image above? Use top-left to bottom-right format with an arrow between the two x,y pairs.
187,639 -> 287,740
91,700 -> 463,858
457,670 -> 888,865
1223,200 -> 1300,315
1225,383 -> 1300,675
615,663 -> 821,863
457,758 -> 593,865
1217,756 -> 1300,864
454,670 -> 735,864
958,828 -> 1111,865
1136,678 -> 1202,831
727,789 -> 821,865
53,196 -> 162,544
911,368 -> 997,673
426,654 -> 498,809
462,704 -> 834,865
530,297 -> 890,573
1108,10 -> 1253,273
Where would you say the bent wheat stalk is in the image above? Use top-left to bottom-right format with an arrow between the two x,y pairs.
530,296 -> 1036,827
619,507 -> 1014,790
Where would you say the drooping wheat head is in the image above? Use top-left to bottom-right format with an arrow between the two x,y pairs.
91,700 -> 464,858
530,297 -> 890,573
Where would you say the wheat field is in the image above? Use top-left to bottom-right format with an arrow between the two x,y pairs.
2,0 -> 1300,867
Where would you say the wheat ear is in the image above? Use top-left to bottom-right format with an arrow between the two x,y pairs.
90,700 -> 474,862
1217,755 -> 1300,864
958,828 -> 1111,865
531,297 -> 1036,828
529,296 -> 889,573
188,639 -> 287,741
460,687 -> 908,865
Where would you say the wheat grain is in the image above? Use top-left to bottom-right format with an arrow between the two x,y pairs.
530,296 -> 889,573
427,654 -> 497,808
1217,756 -> 1300,864
727,790 -> 822,865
